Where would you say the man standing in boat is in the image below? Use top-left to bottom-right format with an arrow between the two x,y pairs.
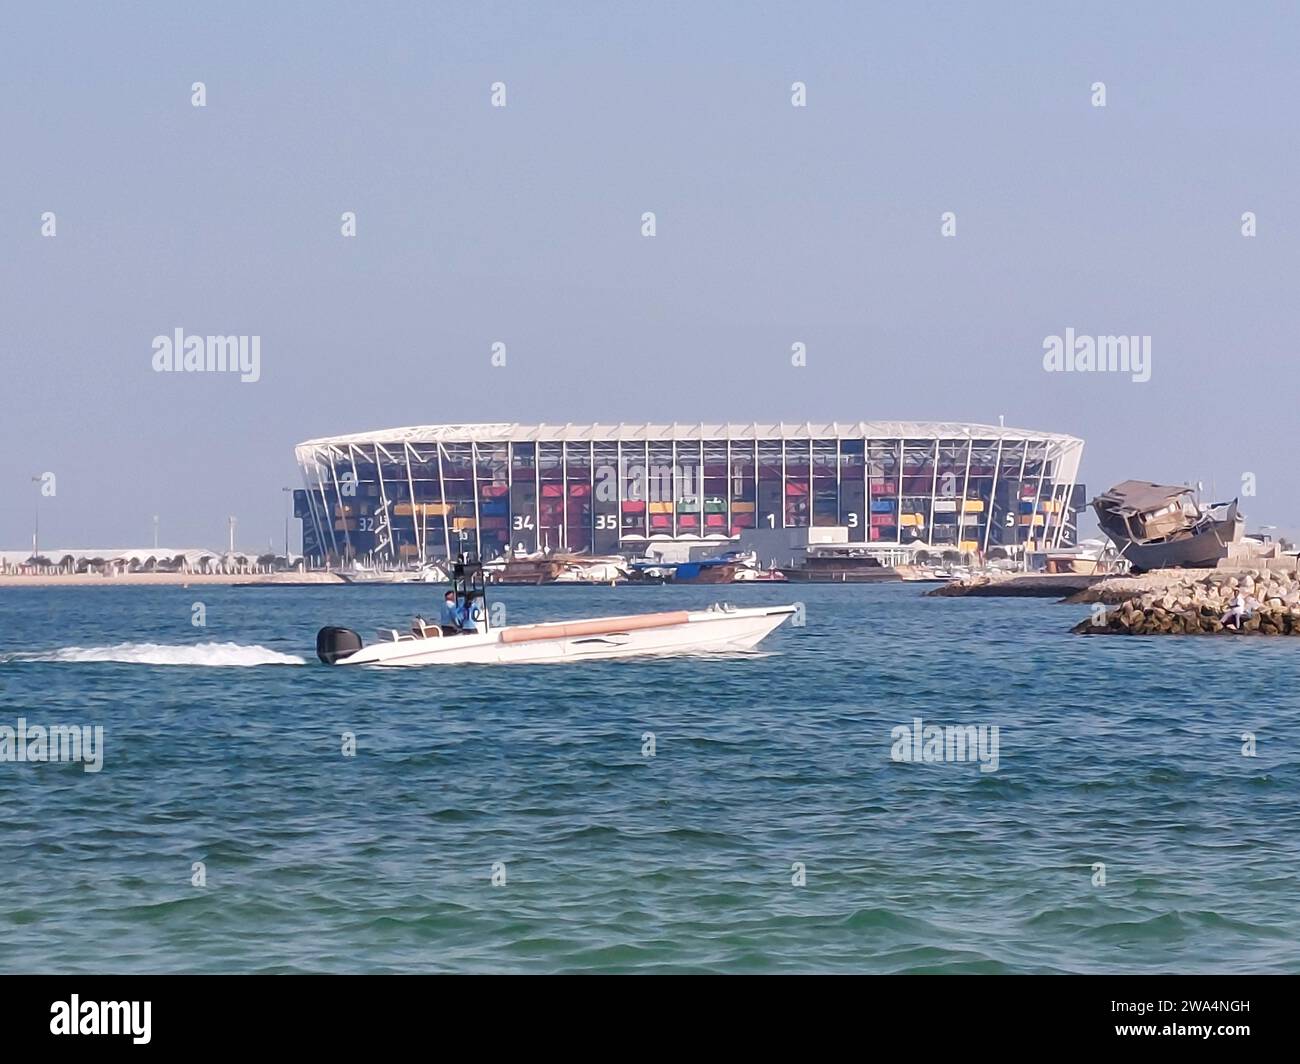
439,590 -> 463,636
462,590 -> 483,632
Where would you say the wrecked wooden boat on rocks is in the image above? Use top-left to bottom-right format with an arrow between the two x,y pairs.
1092,481 -> 1243,573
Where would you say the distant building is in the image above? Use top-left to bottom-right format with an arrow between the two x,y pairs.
293,421 -> 1085,564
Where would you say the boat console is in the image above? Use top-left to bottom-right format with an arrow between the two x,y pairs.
446,555 -> 490,634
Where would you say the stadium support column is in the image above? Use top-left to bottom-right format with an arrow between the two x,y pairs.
1029,442 -> 1049,554
372,442 -> 394,563
303,449 -> 336,562
346,447 -> 365,557
436,442 -> 451,560
403,443 -> 423,565
309,450 -> 339,560
326,448 -> 354,559
471,441 -> 483,561
699,434 -> 706,543
615,438 -> 623,551
534,440 -> 541,551
1050,438 -> 1082,549
1013,439 -> 1029,557
981,437 -> 1005,555
926,437 -> 940,548
958,435 -> 973,555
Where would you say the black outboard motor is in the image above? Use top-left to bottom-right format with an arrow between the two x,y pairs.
316,626 -> 363,664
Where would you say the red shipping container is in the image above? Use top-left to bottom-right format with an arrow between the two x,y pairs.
678,514 -> 699,528
705,513 -> 726,527
622,501 -> 646,514
541,484 -> 564,497
650,515 -> 671,528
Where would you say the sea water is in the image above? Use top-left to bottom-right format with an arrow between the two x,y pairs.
0,583 -> 1296,973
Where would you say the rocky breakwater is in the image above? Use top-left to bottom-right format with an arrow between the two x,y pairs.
1072,569 -> 1300,636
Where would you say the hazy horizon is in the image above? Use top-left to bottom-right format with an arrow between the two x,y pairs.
4,1 -> 1299,551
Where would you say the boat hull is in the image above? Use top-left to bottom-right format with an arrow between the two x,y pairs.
325,605 -> 797,666
1105,508 -> 1243,572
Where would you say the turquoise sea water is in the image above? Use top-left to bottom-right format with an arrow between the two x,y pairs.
0,582 -> 1297,973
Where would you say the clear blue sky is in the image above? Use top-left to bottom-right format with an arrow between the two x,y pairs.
3,1 -> 1298,549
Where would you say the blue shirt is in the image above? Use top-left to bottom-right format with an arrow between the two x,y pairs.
439,600 -> 460,626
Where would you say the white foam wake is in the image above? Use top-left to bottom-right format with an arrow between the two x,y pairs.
1,642 -> 306,667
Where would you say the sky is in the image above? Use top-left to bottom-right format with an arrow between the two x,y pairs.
3,1 -> 1299,551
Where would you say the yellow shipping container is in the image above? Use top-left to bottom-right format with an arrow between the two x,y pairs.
959,540 -> 980,552
731,501 -> 756,513
1019,514 -> 1045,526
452,517 -> 477,530
395,502 -> 453,517
649,501 -> 674,514
899,513 -> 924,528
962,500 -> 984,513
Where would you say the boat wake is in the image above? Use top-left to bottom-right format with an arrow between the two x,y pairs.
0,642 -> 306,667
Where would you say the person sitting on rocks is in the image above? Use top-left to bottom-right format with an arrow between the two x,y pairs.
1221,589 -> 1251,630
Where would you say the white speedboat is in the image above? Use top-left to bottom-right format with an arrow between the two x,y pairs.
316,558 -> 796,666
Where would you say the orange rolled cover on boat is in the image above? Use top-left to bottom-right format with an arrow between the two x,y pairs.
500,611 -> 691,645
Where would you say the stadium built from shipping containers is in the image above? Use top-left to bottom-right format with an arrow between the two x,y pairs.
293,423 -> 1085,564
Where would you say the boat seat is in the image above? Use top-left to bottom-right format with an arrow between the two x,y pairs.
411,620 -> 441,639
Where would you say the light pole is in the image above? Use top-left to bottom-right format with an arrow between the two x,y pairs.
153,514 -> 159,550
228,515 -> 237,554
281,487 -> 294,563
30,476 -> 41,560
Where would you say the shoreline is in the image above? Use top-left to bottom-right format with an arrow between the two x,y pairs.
0,572 -> 347,589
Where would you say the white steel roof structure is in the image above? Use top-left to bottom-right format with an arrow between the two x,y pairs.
297,421 -> 1084,484
297,421 -> 1081,448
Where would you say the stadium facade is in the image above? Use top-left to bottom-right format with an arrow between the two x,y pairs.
293,422 -> 1085,564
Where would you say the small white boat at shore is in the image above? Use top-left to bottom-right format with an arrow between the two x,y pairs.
336,560 -> 449,585
316,557 -> 796,666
